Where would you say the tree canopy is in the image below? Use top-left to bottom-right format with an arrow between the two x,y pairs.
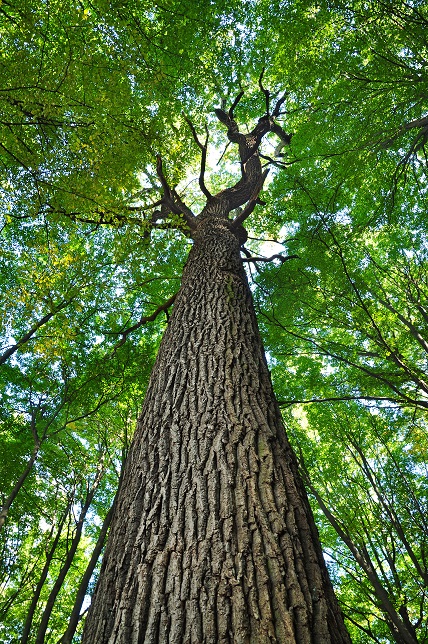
1,1 -> 427,642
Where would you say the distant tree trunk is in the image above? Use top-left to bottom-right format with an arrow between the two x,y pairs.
20,500 -> 71,644
82,102 -> 350,643
300,458 -> 419,644
34,466 -> 105,644
0,413 -> 40,532
0,446 -> 39,531
58,495 -> 116,644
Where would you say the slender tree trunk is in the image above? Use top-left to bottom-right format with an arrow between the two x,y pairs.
20,501 -> 71,644
82,217 -> 350,643
58,500 -> 115,644
34,470 -> 104,644
0,440 -> 40,531
301,468 -> 418,644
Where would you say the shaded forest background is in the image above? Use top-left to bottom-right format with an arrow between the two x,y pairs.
0,1 -> 427,642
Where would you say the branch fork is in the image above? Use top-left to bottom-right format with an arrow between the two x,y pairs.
149,78 -> 292,235
152,155 -> 196,231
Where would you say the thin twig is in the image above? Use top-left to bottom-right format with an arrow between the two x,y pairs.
111,293 -> 177,353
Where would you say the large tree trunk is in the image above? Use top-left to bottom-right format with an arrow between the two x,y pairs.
82,100 -> 350,642
82,213 -> 350,642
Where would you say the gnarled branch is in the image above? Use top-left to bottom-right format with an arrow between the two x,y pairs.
183,115 -> 212,200
155,156 -> 196,230
242,253 -> 299,264
231,169 -> 270,227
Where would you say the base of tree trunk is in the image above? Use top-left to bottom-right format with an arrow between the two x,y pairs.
82,217 -> 350,643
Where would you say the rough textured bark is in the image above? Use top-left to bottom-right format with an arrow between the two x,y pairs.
82,104 -> 350,643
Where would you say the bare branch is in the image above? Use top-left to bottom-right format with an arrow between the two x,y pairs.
155,155 -> 173,198
403,115 -> 428,130
213,108 -> 231,127
183,115 -> 212,200
228,90 -> 245,119
278,395 -> 406,408
258,67 -> 270,115
216,140 -> 231,165
171,189 -> 198,225
272,94 -> 287,117
259,153 -> 298,168
242,253 -> 299,264
155,155 -> 196,229
111,293 -> 177,353
231,168 -> 269,227
127,198 -> 163,211
0,298 -> 73,366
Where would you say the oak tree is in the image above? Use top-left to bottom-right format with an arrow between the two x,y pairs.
81,94 -> 351,643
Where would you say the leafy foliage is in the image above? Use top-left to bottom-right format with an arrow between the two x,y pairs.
1,0 -> 428,641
